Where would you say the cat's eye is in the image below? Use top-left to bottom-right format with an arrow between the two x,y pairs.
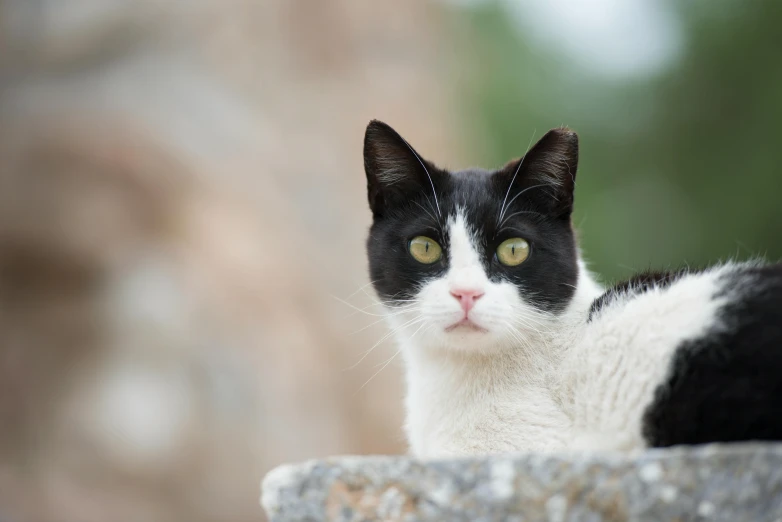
496,238 -> 530,266
409,236 -> 442,264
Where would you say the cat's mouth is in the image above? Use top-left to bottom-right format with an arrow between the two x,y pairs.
445,318 -> 488,333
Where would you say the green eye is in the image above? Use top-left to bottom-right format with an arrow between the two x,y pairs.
409,236 -> 442,264
496,238 -> 530,266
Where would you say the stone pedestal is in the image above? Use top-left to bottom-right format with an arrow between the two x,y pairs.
262,444 -> 782,521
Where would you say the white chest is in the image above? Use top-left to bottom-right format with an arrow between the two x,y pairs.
404,367 -> 572,457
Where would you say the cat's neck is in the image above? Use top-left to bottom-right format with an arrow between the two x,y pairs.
399,332 -> 570,456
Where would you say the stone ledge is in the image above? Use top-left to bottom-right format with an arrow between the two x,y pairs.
261,444 -> 782,521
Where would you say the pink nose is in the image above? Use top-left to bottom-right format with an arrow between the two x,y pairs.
450,288 -> 484,314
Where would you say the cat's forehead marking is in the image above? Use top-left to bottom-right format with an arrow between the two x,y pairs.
447,209 -> 483,270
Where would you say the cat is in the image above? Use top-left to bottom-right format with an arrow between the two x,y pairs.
363,119 -> 782,457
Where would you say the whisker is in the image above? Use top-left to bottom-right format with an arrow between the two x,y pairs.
499,129 -> 537,222
513,320 -> 551,333
413,200 -> 438,224
343,316 -> 422,371
347,308 -> 421,335
511,308 -> 554,326
511,315 -> 555,339
341,280 -> 379,301
406,319 -> 429,341
505,320 -> 553,355
371,321 -> 427,371
502,324 -> 536,354
331,295 -> 409,317
500,183 -> 549,225
421,193 -> 441,224
358,347 -> 403,392
509,314 -> 555,354
498,210 -> 544,227
343,299 -> 419,315
399,136 -> 441,217
360,284 -> 377,301
348,316 -> 389,335
496,226 -> 527,236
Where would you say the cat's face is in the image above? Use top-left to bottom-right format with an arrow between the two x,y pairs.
364,121 -> 580,355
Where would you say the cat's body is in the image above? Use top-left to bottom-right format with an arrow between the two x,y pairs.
363,120 -> 782,457
562,263 -> 778,453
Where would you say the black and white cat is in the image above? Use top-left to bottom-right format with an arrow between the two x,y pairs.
363,120 -> 782,457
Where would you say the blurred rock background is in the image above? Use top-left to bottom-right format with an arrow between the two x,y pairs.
0,1 -> 460,521
1,1 -> 781,521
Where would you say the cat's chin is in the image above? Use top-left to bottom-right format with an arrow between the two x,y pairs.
386,310 -> 512,354
444,318 -> 488,334
422,325 -> 513,356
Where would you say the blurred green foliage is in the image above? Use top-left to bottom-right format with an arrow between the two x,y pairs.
457,1 -> 782,282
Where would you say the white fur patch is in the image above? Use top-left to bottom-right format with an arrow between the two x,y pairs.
560,265 -> 735,452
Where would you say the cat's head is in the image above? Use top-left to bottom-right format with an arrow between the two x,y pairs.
364,120 -> 582,355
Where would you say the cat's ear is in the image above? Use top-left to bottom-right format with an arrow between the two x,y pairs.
364,120 -> 440,218
506,128 -> 579,218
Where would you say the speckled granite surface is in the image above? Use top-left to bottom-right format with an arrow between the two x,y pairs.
261,444 -> 782,521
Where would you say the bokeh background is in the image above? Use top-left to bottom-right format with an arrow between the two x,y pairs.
1,1 -> 780,520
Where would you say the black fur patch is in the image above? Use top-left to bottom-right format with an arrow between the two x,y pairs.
642,263 -> 782,447
364,120 -> 580,313
588,268 -> 693,322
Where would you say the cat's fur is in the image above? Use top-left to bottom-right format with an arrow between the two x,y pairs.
363,120 -> 782,457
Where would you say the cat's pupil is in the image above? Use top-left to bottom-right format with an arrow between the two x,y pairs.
425,243 -> 429,252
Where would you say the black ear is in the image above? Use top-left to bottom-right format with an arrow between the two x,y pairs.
363,120 -> 439,218
504,128 -> 579,218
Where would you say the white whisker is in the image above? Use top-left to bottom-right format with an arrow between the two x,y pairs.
347,308 -> 421,335
358,347 -> 403,392
331,295 -> 385,316
499,210 -> 544,225
421,193 -> 441,224
341,300 -> 419,318
513,313 -> 552,329
413,200 -> 438,224
341,280 -> 379,301
344,316 -> 422,371
498,129 -> 537,222
499,184 -> 550,226
332,295 -> 417,318
348,316 -> 389,335
399,136 -> 441,217
406,319 -> 430,341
